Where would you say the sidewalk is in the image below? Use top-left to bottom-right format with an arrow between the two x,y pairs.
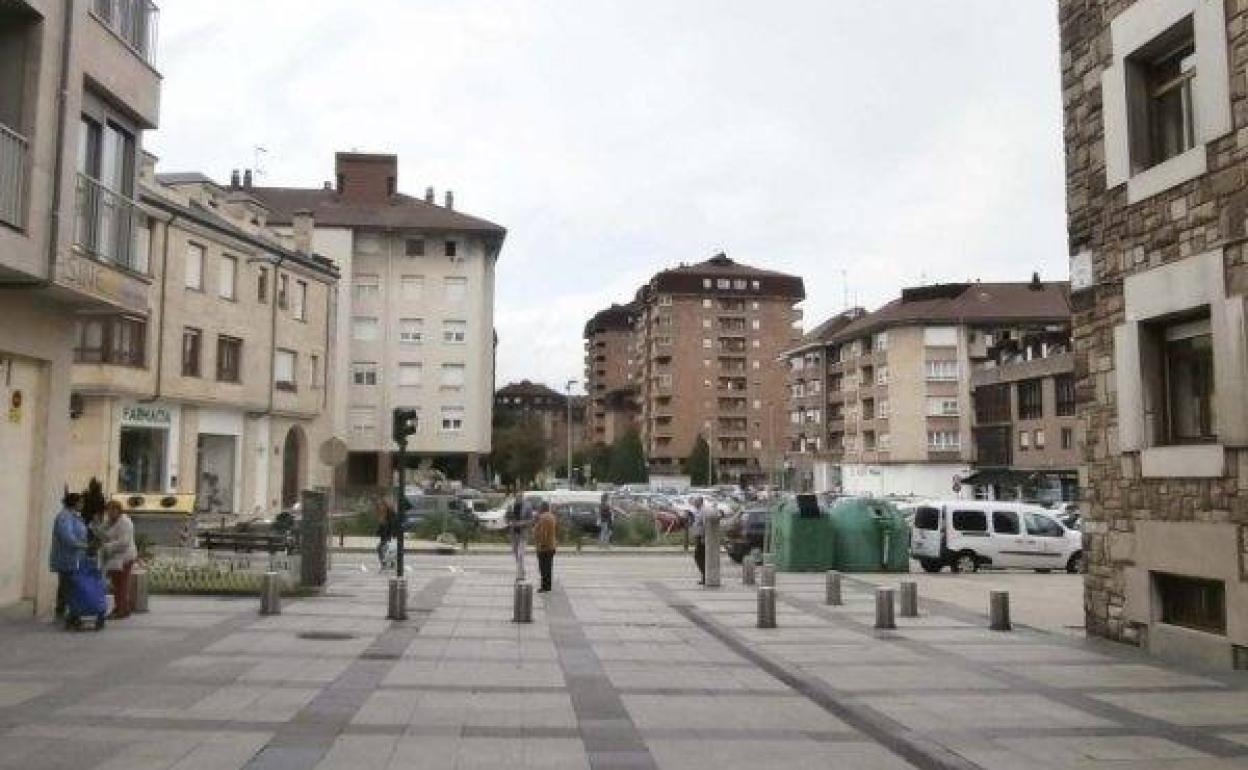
0,553 -> 1245,769
332,535 -> 691,555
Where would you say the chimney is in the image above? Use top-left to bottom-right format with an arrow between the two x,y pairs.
425,186 -> 434,203
322,181 -> 332,190
334,152 -> 398,204
1029,271 -> 1042,290
243,169 -> 253,189
444,190 -> 454,210
292,210 -> 314,255
230,169 -> 240,188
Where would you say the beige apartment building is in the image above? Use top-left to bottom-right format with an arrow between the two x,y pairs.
583,302 -> 639,446
0,0 -> 161,613
249,154 -> 506,487
786,281 -> 1070,499
634,254 -> 804,485
66,158 -> 340,518
1060,0 -> 1248,667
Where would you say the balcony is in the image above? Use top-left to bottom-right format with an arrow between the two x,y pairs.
90,0 -> 159,65
0,123 -> 27,229
75,174 -> 143,271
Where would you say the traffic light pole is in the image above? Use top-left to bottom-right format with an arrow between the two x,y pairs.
395,438 -> 407,578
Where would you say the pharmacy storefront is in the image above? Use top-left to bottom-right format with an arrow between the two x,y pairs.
117,401 -> 181,493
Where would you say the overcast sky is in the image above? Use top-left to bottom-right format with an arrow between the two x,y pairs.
150,1 -> 1067,394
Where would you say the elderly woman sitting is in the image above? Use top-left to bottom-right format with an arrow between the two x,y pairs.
98,501 -> 138,619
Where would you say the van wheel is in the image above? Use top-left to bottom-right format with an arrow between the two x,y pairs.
950,552 -> 978,574
1066,551 -> 1083,574
919,559 -> 943,573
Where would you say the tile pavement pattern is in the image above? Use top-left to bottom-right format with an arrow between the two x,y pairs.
1,553 -> 1247,769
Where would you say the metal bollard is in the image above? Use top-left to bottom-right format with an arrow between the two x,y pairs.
899,581 -> 918,617
260,571 -> 281,615
513,581 -> 533,623
130,568 -> 149,614
387,577 -> 408,621
756,586 -> 777,629
825,570 -> 842,606
989,590 -> 1012,631
742,557 -> 756,585
874,587 -> 896,630
759,565 -> 776,588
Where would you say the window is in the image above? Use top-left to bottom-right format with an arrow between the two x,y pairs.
349,407 -> 376,436
443,319 -> 467,344
1034,429 -> 1046,450
399,318 -> 423,344
352,274 -> 380,301
398,363 -> 422,387
951,510 -> 987,533
1162,315 -> 1215,443
215,255 -> 236,300
702,319 -> 711,329
444,276 -> 467,303
216,336 -> 242,382
294,280 -> 307,321
1128,18 -> 1196,172
874,332 -> 888,352
702,298 -> 712,309
278,274 -> 289,309
863,431 -> 876,451
702,278 -> 712,289
257,268 -> 268,303
441,363 -> 465,389
992,511 -> 1020,535
878,399 -> 889,418
733,279 -> 746,290
717,278 -> 730,290
925,360 -> 958,381
310,355 -> 320,389
702,339 -> 712,349
1155,573 -> 1226,635
862,398 -> 875,420
440,406 -> 465,432
400,275 -> 424,301
913,508 -> 939,530
181,327 -> 201,377
74,316 -> 146,367
927,430 -> 960,451
184,243 -> 204,290
274,349 -> 297,391
405,238 -> 425,257
352,362 -> 379,386
1024,512 -> 1064,538
1019,430 -> 1031,451
352,317 -> 379,341
658,295 -> 672,306
1061,427 -> 1074,450
1017,379 -> 1043,420
444,240 -> 457,257
1055,374 -> 1076,417
928,397 -> 959,417
878,433 -> 891,450
975,383 -> 1011,423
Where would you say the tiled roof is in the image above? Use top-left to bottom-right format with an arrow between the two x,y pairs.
245,186 -> 507,236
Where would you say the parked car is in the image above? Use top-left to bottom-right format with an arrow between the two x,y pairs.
401,494 -> 478,533
910,500 -> 1082,574
553,501 -> 626,536
723,506 -> 773,563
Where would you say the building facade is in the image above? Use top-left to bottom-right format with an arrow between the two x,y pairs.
583,302 -> 639,446
633,254 -> 804,485
494,380 -> 586,475
66,158 -> 340,519
0,0 -> 161,613
787,281 -> 1070,499
1060,0 -> 1248,667
249,153 -> 506,487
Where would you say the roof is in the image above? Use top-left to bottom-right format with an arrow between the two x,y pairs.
584,302 -> 639,337
827,280 -> 1071,344
646,253 -> 805,299
156,172 -> 219,187
495,380 -> 567,401
247,186 -> 507,237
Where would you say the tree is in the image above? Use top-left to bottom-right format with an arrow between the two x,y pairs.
607,430 -> 648,484
491,416 -> 547,489
686,434 -> 711,486
588,442 -> 613,483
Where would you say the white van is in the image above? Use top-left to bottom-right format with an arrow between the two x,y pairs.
910,500 -> 1083,574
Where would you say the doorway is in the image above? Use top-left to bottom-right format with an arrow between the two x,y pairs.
196,434 -> 237,514
281,426 -> 305,508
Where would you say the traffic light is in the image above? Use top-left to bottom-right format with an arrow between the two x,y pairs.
392,408 -> 418,446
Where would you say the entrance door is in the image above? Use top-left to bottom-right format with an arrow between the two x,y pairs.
196,434 -> 237,515
281,426 -> 305,509
0,356 -> 41,605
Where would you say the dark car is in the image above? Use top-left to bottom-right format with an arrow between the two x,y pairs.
724,506 -> 772,563
401,494 -> 479,534
553,502 -> 625,536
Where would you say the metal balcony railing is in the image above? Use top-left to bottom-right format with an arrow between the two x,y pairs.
75,173 -> 142,270
0,123 -> 28,229
91,0 -> 160,65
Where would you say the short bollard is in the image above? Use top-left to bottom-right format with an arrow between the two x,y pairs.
874,587 -> 896,630
757,586 -> 777,629
387,577 -> 408,621
989,590 -> 1012,631
260,571 -> 281,616
760,565 -> 776,588
742,558 -> 756,586
825,571 -> 842,606
513,581 -> 533,623
130,568 -> 149,614
899,580 -> 918,617
704,512 -> 722,588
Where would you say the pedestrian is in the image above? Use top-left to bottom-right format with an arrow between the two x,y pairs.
506,494 -> 534,581
48,492 -> 88,619
597,493 -> 613,547
533,501 -> 558,593
375,499 -> 397,569
688,495 -> 707,585
98,500 -> 137,619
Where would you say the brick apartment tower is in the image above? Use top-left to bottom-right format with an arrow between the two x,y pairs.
1059,0 -> 1248,668
583,303 -> 640,446
634,254 -> 804,485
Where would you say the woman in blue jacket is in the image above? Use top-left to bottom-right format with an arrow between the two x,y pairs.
48,492 -> 87,617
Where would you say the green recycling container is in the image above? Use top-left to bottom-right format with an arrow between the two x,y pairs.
826,497 -> 910,572
769,494 -> 836,571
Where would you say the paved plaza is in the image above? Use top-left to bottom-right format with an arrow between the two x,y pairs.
1,553 -> 1246,769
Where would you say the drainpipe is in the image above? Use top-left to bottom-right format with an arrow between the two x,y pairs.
139,211 -> 177,404
264,254 -> 286,417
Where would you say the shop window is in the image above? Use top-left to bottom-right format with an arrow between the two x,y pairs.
216,336 -> 242,383
1155,572 -> 1226,635
181,327 -> 201,377
74,315 -> 145,367
118,427 -> 166,493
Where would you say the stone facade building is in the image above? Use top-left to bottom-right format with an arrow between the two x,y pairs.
1059,0 -> 1248,667
583,302 -> 639,446
0,0 -> 161,614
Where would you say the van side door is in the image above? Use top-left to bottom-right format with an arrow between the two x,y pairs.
990,510 -> 1039,568
1023,512 -> 1069,568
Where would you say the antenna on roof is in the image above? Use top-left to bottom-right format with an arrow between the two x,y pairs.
842,269 -> 848,310
252,145 -> 268,179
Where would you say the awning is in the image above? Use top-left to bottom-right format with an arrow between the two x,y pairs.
960,469 -> 1075,487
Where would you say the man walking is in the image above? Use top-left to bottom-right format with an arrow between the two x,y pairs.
506,495 -> 534,581
597,493 -> 613,548
688,495 -> 707,585
533,501 -> 558,593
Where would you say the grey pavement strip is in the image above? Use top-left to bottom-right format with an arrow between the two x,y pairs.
546,587 -> 660,770
242,574 -> 455,770
781,590 -> 1248,759
648,581 -> 984,770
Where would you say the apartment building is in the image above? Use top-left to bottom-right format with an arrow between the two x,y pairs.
966,327 -> 1078,504
634,253 -> 804,485
66,157 -> 340,518
494,380 -> 586,473
248,153 -> 506,486
583,302 -> 639,446
1059,0 -> 1248,667
787,280 -> 1069,498
0,0 -> 161,613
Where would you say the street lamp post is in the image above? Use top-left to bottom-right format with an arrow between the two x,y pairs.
566,379 -> 577,489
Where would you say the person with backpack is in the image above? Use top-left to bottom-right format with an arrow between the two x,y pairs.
533,501 -> 558,593
597,493 -> 613,548
506,494 -> 534,581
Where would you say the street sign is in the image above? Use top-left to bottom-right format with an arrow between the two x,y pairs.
318,437 -> 349,467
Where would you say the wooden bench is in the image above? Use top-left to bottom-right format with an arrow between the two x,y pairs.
197,529 -> 297,554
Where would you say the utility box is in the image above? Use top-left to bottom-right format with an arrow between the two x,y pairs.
769,494 -> 836,571
827,497 -> 910,572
